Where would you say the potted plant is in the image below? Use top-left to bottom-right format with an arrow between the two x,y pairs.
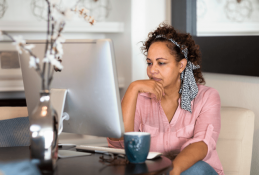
0,0 -> 95,172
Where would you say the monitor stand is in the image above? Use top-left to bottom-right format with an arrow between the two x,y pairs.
50,88 -> 92,157
51,88 -> 68,132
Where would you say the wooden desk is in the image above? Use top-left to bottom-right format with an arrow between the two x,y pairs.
0,147 -> 173,175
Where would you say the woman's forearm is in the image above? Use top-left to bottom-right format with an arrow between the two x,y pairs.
109,82 -> 139,141
121,82 -> 140,132
170,141 -> 208,175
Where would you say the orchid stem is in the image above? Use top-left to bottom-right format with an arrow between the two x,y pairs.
43,0 -> 51,90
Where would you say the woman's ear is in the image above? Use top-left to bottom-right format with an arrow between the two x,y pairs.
179,59 -> 187,73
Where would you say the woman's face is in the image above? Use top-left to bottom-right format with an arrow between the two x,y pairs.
146,42 -> 185,89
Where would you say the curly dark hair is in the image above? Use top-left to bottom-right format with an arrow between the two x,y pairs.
141,23 -> 205,84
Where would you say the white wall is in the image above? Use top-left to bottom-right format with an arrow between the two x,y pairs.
105,0 -> 132,97
131,0 -> 169,82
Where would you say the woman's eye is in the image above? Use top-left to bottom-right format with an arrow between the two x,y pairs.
159,62 -> 166,65
147,62 -> 152,66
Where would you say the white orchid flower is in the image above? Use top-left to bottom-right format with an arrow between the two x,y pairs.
64,9 -> 74,20
54,36 -> 65,58
56,35 -> 66,43
43,57 -> 50,63
43,50 -> 52,63
72,6 -> 79,12
43,54 -> 63,70
29,56 -> 39,68
51,32 -> 59,40
51,7 -> 73,22
55,42 -> 63,58
12,35 -> 26,54
77,7 -> 89,18
88,16 -> 95,25
51,57 -> 63,70
52,8 -> 63,22
24,44 -> 35,50
24,44 -> 35,53
81,7 -> 89,14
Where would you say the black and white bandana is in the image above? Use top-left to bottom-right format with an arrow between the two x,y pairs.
155,35 -> 200,113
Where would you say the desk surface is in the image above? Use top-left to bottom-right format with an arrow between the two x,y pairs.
0,147 -> 173,175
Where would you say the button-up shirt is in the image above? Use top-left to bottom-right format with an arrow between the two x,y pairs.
107,84 -> 224,175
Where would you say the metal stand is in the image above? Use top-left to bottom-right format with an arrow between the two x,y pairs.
50,89 -> 68,134
50,89 -> 92,158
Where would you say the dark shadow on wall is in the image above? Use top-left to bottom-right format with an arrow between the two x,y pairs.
171,0 -> 259,77
193,36 -> 259,77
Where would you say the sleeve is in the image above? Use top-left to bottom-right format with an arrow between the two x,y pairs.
180,88 -> 221,161
106,94 -> 142,149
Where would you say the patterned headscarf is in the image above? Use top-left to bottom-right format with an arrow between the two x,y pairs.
155,35 -> 200,113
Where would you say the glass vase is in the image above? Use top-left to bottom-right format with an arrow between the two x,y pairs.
29,90 -> 59,173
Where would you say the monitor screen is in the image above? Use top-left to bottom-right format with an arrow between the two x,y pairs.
20,39 -> 124,138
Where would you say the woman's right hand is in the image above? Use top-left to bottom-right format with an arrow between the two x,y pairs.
109,79 -> 165,140
131,80 -> 165,100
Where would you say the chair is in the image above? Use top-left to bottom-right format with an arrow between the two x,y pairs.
0,107 -> 30,147
217,106 -> 255,175
0,107 -> 107,147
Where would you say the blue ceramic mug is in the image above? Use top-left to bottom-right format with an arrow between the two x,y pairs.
124,132 -> 151,164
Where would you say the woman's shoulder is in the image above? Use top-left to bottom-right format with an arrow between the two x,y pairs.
196,84 -> 220,102
197,84 -> 219,94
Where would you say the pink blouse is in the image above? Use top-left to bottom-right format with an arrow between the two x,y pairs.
107,84 -> 224,175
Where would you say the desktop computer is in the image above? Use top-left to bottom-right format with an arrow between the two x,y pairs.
19,39 -> 162,160
19,39 -> 124,139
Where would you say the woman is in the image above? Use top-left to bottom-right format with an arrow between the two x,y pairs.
108,23 -> 224,175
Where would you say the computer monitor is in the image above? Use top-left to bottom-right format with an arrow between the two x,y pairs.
19,39 -> 124,138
